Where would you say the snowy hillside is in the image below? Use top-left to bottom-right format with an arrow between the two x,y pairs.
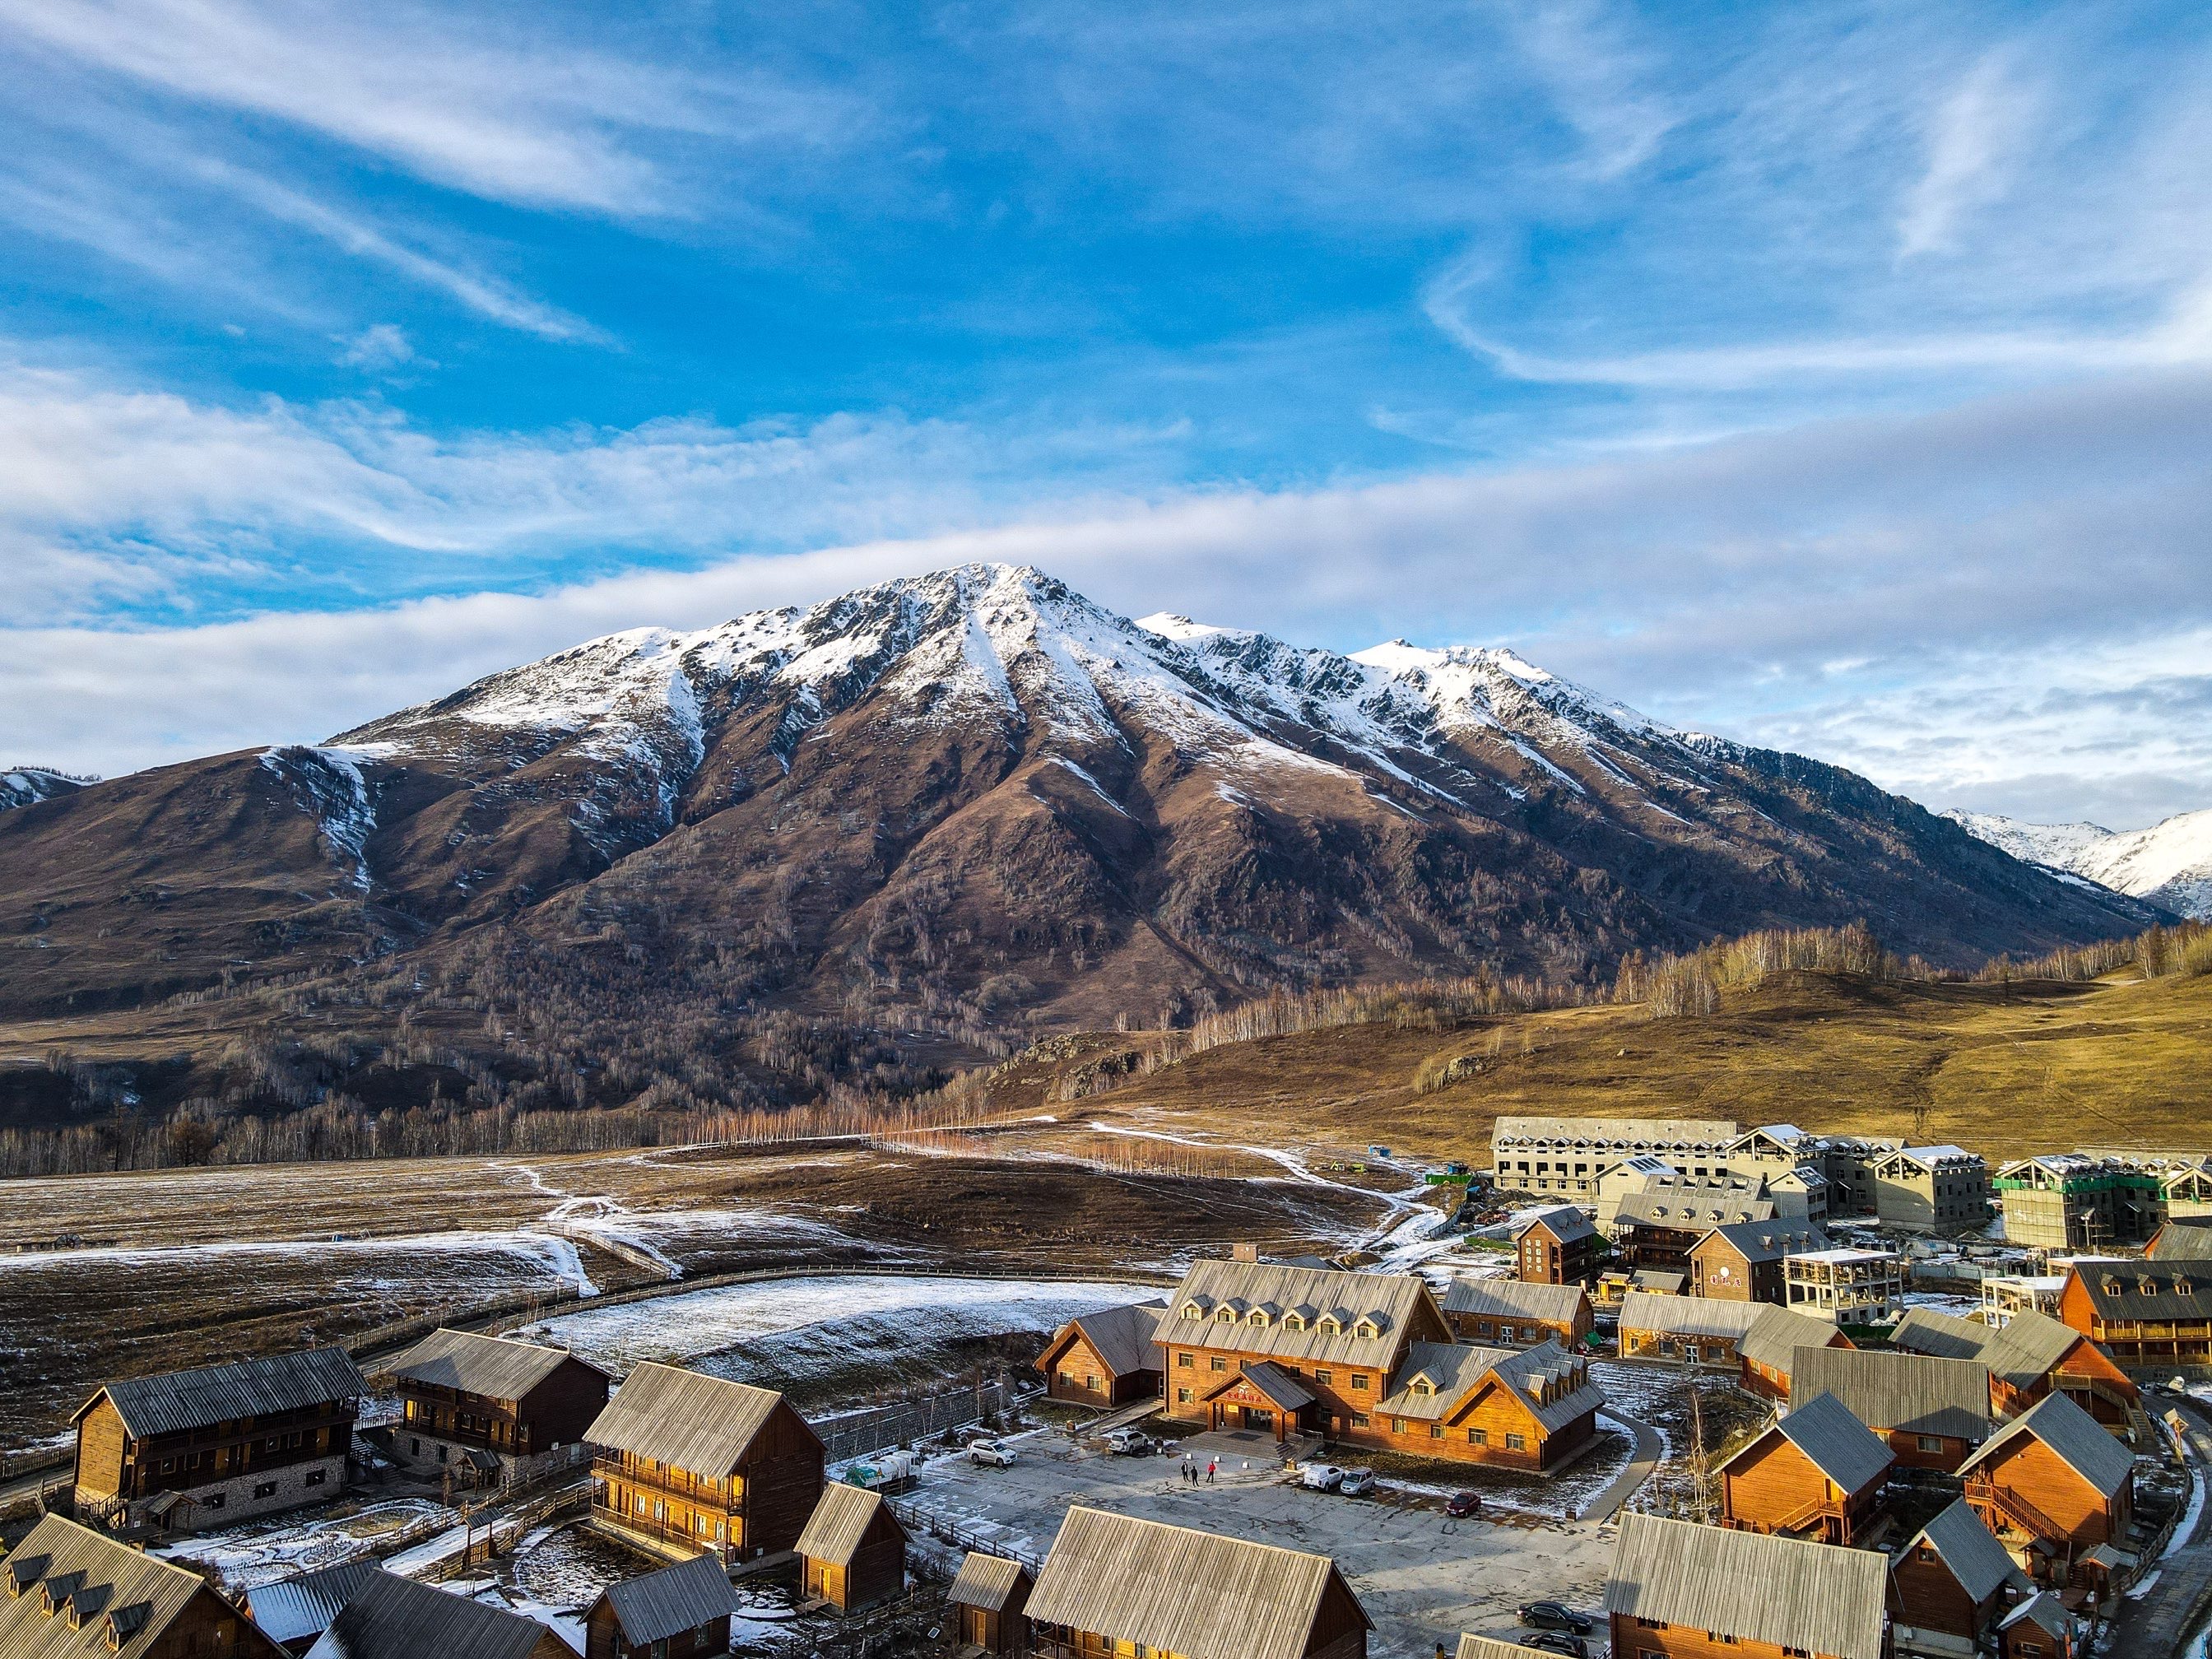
0,768 -> 90,811
1945,808 -> 2212,920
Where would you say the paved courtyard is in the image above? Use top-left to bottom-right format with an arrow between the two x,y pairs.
898,1429 -> 1615,1658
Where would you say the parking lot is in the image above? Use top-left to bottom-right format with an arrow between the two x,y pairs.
897,1429 -> 1614,1657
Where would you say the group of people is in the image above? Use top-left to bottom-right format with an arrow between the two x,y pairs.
1177,1454 -> 1218,1485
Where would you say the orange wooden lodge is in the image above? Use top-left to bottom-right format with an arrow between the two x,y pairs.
583,1552 -> 738,1659
1789,1346 -> 1992,1473
384,1327 -> 611,1488
947,1552 -> 1033,1657
1037,1300 -> 1166,1407
1687,1220 -> 1828,1304
1888,1498 -> 2033,1654
1439,1277 -> 1592,1350
797,1483 -> 908,1614
1889,1308 -> 2138,1428
1957,1393 -> 2135,1588
2058,1260 -> 2212,1368
584,1362 -> 825,1564
1718,1391 -> 1894,1546
1157,1260 -> 1604,1470
1514,1207 -> 1601,1284
1603,1513 -> 1892,1659
0,1515 -> 286,1657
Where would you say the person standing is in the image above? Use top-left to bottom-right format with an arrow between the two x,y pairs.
1206,1458 -> 1217,1485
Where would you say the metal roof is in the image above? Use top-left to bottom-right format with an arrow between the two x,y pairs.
1374,1342 -> 1513,1421
244,1560 -> 386,1647
1763,1392 -> 1894,1493
1513,1206 -> 1595,1245
1614,1189 -> 1776,1230
1738,1306 -> 1849,1374
303,1568 -> 555,1659
1044,1300 -> 1168,1377
383,1328 -> 603,1402
597,1551 -> 738,1645
1453,1638 -> 1534,1659
78,1345 -> 365,1439
1889,1308 -> 2080,1391
2070,1262 -> 2212,1322
1959,1391 -> 2133,1499
2000,1592 -> 2072,1639
1494,1115 -> 1740,1145
1901,1499 -> 2028,1606
796,1482 -> 901,1567
2149,1220 -> 2212,1261
1026,1507 -> 1366,1659
1618,1291 -> 1763,1341
1694,1220 -> 1829,1265
0,1517 -> 225,1659
947,1553 -> 1030,1614
1440,1278 -> 1587,1324
1494,1343 -> 1606,1434
1602,1513 -> 1889,1659
584,1361 -> 814,1475
1790,1346 -> 1991,1442
1232,1362 -> 1317,1412
1154,1261 -> 1443,1372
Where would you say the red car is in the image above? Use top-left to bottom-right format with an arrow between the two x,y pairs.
1444,1490 -> 1481,1518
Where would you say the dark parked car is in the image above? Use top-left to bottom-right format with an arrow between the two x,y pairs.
1517,1603 -> 1592,1635
1519,1635 -> 1587,1657
1444,1490 -> 1482,1518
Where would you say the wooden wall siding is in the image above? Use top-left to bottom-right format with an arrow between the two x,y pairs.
1722,1436 -> 1878,1545
1689,1242 -> 1786,1305
1445,1310 -> 1588,1349
73,1398 -> 128,1498
585,1606 -> 730,1659
1621,1330 -> 1741,1366
1607,1615 -> 1878,1659
165,1587 -> 291,1659
1045,1331 -> 1156,1407
1518,1228 -> 1600,1285
1970,1438 -> 2126,1555
1889,1548 -> 1992,1639
596,1401 -> 823,1561
741,1401 -> 829,1556
1999,1614 -> 2073,1658
1884,1428 -> 1975,1473
401,1356 -> 606,1455
77,1395 -> 356,1502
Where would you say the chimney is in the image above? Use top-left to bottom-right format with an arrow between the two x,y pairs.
1231,1242 -> 1260,1262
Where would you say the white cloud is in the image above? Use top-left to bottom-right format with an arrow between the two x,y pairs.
337,323 -> 416,370
1897,52 -> 2037,259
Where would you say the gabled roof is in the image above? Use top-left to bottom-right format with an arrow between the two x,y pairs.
1614,1189 -> 1775,1231
1491,1343 -> 1606,1434
1453,1638 -> 1532,1659
384,1328 -> 603,1401
1890,1308 -> 2080,1391
1155,1260 -> 1440,1372
77,1346 -> 365,1438
584,1362 -> 814,1475
1694,1220 -> 1829,1264
1618,1292 -> 1763,1341
796,1482 -> 902,1567
2069,1262 -> 2212,1322
1225,1362 -> 1316,1412
1047,1300 -> 1169,1376
1439,1278 -> 1587,1325
2148,1219 -> 2212,1261
2000,1591 -> 2073,1638
947,1553 -> 1030,1614
1375,1342 -> 1510,1420
0,1517 -> 229,1659
596,1551 -> 738,1645
1959,1392 -> 2133,1499
1739,1306 -> 1847,1375
1025,1507 -> 1367,1659
245,1559 -> 386,1647
302,1570 -> 555,1659
1514,1206 -> 1594,1245
1791,1346 -> 1991,1442
1602,1513 -> 1889,1659
1900,1499 -> 2029,1606
1748,1392 -> 1893,1494
1879,1145 -> 1982,1172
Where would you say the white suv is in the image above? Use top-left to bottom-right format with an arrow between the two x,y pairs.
968,1439 -> 1018,1467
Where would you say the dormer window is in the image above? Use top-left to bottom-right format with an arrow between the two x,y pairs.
2104,1276 -> 2124,1295
1317,1315 -> 1342,1335
2178,1278 -> 2196,1295
1182,1303 -> 1204,1321
1410,1379 -> 1433,1396
1215,1308 -> 1235,1323
1355,1317 -> 1381,1340
1282,1313 -> 1304,1331
1247,1308 -> 1270,1327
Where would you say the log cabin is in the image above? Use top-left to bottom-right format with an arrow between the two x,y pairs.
2145,1217 -> 2212,1261
1888,1499 -> 2031,1652
2058,1261 -> 2212,1368
1439,1278 -> 1592,1350
0,1515 -> 287,1659
242,1560 -> 384,1655
1790,1346 -> 1992,1472
1037,1300 -> 1167,1407
71,1346 -> 365,1533
1957,1393 -> 2134,1588
1996,1592 -> 2076,1659
1687,1220 -> 1829,1304
948,1553 -> 1033,1657
1610,1183 -> 1774,1271
583,1550 -> 738,1659
1718,1392 -> 1894,1546
1364,1341 -> 1603,1471
1737,1306 -> 1855,1400
586,1362 -> 825,1564
1889,1308 -> 2138,1427
384,1327 -> 611,1489
1615,1291 -> 1763,1364
301,1568 -> 568,1659
1603,1513 -> 1892,1659
797,1483 -> 907,1614
1025,1506 -> 1370,1659
1514,1207 -> 1601,1285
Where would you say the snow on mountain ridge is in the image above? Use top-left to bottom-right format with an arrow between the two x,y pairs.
1945,807 -> 2212,921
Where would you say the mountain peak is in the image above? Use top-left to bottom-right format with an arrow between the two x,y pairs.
1947,807 -> 2212,919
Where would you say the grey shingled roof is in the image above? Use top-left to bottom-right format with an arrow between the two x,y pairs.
1790,1346 -> 1991,1442
584,1361 -> 812,1475
246,1560 -> 386,1647
0,1517 -> 230,1659
2070,1262 -> 2212,1322
1440,1278 -> 1587,1325
947,1553 -> 1029,1614
384,1328 -> 602,1402
1515,1206 -> 1595,1245
1026,1507 -> 1366,1659
598,1552 -> 738,1645
1890,1308 -> 2080,1391
1602,1513 -> 1889,1659
1763,1392 -> 1894,1493
1154,1260 -> 1442,1373
302,1569 -> 554,1659
1454,1638 -> 1534,1659
1959,1391 -> 2133,1499
796,1482 -> 901,1568
1615,1189 -> 1776,1230
2149,1220 -> 2212,1261
1375,1342 -> 1513,1421
1902,1499 -> 2028,1605
1233,1361 -> 1317,1412
1738,1306 -> 1846,1375
2001,1592 -> 2073,1639
1050,1300 -> 1169,1377
1619,1291 -> 1763,1341
1494,1342 -> 1607,1434
80,1346 -> 365,1439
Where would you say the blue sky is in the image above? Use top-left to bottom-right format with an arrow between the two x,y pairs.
2,0 -> 2208,826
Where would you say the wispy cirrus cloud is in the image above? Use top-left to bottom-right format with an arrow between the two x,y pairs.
1897,50 -> 2039,259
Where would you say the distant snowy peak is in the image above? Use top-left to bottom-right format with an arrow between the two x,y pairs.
1945,808 -> 2212,920
0,767 -> 90,812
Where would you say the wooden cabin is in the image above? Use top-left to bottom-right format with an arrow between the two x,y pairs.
797,1483 -> 907,1613
1738,1306 -> 1855,1400
1719,1392 -> 1894,1546
385,1327 -> 611,1487
71,1346 -> 365,1532
302,1568 -> 569,1659
1616,1291 -> 1762,1364
2146,1217 -> 2212,1261
1889,1308 -> 2138,1426
948,1553 -> 1032,1657
1036,1300 -> 1166,1407
2058,1261 -> 2212,1368
1688,1220 -> 1829,1304
586,1362 -> 825,1564
1025,1506 -> 1370,1659
243,1560 -> 384,1655
583,1550 -> 737,1659
0,1515 -> 287,1658
1996,1592 -> 2076,1659
1602,1513 -> 1892,1659
1439,1277 -> 1592,1350
1514,1207 -> 1601,1285
1958,1393 -> 2135,1587
1889,1499 -> 2030,1650
1610,1183 -> 1774,1271
1791,1346 -> 1991,1472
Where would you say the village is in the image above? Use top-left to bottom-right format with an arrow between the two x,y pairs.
2,1112 -> 2210,1659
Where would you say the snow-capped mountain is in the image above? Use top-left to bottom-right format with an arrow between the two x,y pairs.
0,767 -> 90,811
1945,808 -> 2212,920
0,565 -> 2157,1022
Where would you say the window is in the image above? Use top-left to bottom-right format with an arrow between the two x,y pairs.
203,1493 -> 225,1510
1504,1434 -> 1526,1451
1393,1419 -> 1408,1434
1917,1435 -> 1944,1452
1350,1374 -> 1369,1391
1313,1369 -> 1332,1386
1350,1413 -> 1370,1429
410,1438 -> 421,1456
304,1470 -> 326,1487
1467,1428 -> 1487,1445
1178,1351 -> 1193,1368
1429,1424 -> 1444,1440
1059,1371 -> 1074,1387
1411,1380 -> 1433,1396
1176,1387 -> 1192,1404
1210,1356 -> 1228,1373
